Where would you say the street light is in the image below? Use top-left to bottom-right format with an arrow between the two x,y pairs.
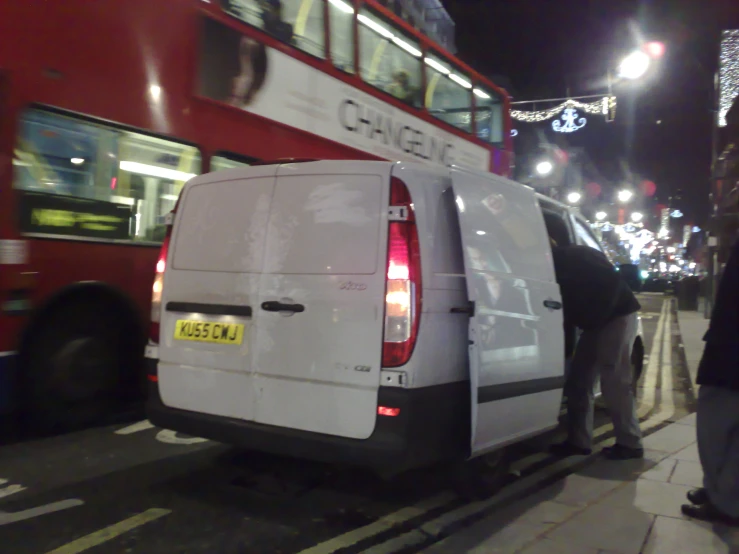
631,212 -> 644,223
595,211 -> 608,221
535,160 -> 554,176
618,189 -> 634,203
618,50 -> 651,80
566,191 -> 582,204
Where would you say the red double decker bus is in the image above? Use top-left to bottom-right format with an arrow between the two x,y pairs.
0,0 -> 512,433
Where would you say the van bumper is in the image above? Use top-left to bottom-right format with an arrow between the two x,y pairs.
147,361 -> 469,473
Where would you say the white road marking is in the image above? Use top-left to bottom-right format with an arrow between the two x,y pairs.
296,493 -> 456,554
0,499 -> 84,526
0,484 -> 27,499
114,420 -> 155,435
45,508 -> 171,554
115,420 -> 208,445
155,430 -> 209,445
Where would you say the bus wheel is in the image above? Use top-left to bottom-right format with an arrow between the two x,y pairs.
23,301 -> 128,434
451,448 -> 511,501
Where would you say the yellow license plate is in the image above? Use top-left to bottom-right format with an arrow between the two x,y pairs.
173,320 -> 245,345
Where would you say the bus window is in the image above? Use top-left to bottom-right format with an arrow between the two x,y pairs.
221,0 -> 325,59
424,53 -> 473,133
328,0 -> 355,72
13,109 -> 201,243
211,152 -> 258,171
473,86 -> 504,144
357,8 -> 422,107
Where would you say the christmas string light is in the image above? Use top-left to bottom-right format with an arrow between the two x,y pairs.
719,30 -> 739,127
511,96 -> 616,123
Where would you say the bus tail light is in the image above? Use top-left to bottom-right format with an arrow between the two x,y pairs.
382,177 -> 421,368
150,203 -> 180,343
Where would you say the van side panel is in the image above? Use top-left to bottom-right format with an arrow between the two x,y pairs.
451,169 -> 565,457
253,169 -> 389,440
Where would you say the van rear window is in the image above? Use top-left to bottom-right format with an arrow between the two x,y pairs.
263,174 -> 383,275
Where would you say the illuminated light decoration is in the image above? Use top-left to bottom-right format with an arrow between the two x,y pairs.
553,108 -> 586,133
535,160 -> 554,176
120,161 -> 197,182
510,129 -> 518,137
718,30 -> 739,127
670,209 -> 684,218
566,191 -> 582,204
618,189 -> 634,203
510,97 -> 616,123
692,226 -> 701,233
595,211 -> 607,221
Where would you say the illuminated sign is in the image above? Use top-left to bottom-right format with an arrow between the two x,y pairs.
19,191 -> 133,240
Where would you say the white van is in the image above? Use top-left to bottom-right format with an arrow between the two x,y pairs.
146,160 -> 643,478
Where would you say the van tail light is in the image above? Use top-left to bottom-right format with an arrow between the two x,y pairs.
382,177 -> 421,368
150,202 -> 180,343
150,231 -> 170,343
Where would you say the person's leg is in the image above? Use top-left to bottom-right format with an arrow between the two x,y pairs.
696,385 -> 720,500
597,313 -> 643,457
683,386 -> 739,524
598,313 -> 643,453
557,328 -> 600,452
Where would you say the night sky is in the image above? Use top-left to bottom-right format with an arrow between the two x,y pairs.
443,0 -> 739,227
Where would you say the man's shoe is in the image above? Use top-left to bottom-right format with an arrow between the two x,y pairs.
549,442 -> 592,457
682,502 -> 739,526
602,444 -> 644,460
687,488 -> 709,505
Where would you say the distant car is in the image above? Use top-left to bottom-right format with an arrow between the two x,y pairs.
618,263 -> 642,292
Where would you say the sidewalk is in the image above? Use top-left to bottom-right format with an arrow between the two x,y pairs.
677,300 -> 709,385
419,308 -> 731,554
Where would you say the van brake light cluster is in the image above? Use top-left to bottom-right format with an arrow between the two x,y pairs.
382,177 -> 421,368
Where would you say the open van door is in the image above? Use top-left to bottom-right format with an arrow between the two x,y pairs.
450,169 -> 566,458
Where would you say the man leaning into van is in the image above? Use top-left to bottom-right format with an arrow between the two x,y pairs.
549,241 -> 644,460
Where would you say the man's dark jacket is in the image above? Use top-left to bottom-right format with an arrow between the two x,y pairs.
552,245 -> 641,337
697,237 -> 739,390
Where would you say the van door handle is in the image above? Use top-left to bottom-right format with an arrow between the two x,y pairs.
543,299 -> 562,310
261,301 -> 305,313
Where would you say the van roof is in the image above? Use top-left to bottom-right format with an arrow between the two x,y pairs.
187,159 -> 532,192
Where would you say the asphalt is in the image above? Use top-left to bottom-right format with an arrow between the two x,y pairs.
0,293 -> 693,554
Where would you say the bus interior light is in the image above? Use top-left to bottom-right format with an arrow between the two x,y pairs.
392,37 -> 421,57
449,74 -> 472,89
424,57 -> 450,75
119,161 -> 196,182
357,14 -> 393,39
328,0 -> 354,14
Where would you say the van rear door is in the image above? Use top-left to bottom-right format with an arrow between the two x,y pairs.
450,169 -> 565,458
253,162 -> 390,439
157,166 -> 278,421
